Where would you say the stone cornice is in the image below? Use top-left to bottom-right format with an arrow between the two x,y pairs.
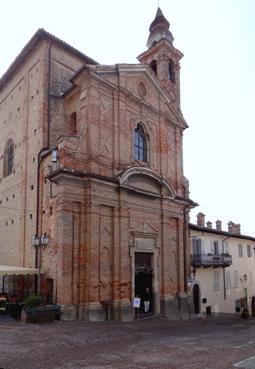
137,38 -> 183,62
47,167 -> 195,207
46,167 -> 119,185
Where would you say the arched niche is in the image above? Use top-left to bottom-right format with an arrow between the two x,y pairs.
119,167 -> 175,198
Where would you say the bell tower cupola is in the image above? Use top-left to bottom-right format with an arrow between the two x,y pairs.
147,7 -> 174,48
138,8 -> 183,108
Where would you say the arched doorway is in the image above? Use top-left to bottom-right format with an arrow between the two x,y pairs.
251,296 -> 255,317
193,284 -> 200,314
135,253 -> 153,314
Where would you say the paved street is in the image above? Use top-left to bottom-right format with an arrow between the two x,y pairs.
1,315 -> 255,369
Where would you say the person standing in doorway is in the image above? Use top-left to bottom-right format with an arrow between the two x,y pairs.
144,288 -> 151,313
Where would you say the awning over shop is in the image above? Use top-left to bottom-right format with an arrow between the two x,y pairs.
0,265 -> 39,276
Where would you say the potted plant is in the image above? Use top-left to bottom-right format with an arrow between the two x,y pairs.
23,293 -> 41,309
22,293 -> 61,323
21,293 -> 41,322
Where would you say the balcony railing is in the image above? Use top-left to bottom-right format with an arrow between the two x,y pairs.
191,253 -> 232,268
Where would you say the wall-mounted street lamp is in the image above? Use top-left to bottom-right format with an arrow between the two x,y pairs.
32,233 -> 49,294
32,233 -> 49,248
239,273 -> 248,310
191,267 -> 196,280
240,273 -> 248,283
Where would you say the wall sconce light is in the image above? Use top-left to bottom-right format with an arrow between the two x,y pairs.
191,267 -> 196,280
240,273 -> 248,283
32,233 -> 49,294
32,233 -> 49,247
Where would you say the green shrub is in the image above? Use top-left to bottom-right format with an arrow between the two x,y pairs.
23,293 -> 41,309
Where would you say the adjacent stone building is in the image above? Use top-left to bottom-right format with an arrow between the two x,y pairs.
190,213 -> 255,316
0,8 -> 195,320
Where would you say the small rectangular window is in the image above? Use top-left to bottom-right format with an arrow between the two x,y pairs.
238,244 -> 243,257
213,241 -> 219,255
192,238 -> 201,255
247,245 -> 251,257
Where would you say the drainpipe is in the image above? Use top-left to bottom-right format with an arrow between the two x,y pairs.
183,204 -> 190,294
35,149 -> 46,271
35,41 -> 53,291
222,236 -> 230,300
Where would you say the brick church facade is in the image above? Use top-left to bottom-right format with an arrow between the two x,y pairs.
0,8 -> 195,320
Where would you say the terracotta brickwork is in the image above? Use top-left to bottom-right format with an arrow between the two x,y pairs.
0,44 -> 45,268
0,9 -> 195,320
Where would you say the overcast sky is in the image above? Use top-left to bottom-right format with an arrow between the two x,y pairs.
1,0 -> 255,235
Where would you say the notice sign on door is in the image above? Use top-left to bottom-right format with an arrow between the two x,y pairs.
133,297 -> 141,308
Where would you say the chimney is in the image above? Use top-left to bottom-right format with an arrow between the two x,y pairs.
216,220 -> 222,231
228,221 -> 235,233
206,221 -> 212,229
236,224 -> 241,234
228,221 -> 241,234
197,212 -> 205,227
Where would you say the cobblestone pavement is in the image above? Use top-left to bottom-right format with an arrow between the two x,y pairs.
1,315 -> 255,369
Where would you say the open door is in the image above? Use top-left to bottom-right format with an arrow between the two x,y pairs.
251,296 -> 255,317
135,253 -> 153,314
193,284 -> 200,314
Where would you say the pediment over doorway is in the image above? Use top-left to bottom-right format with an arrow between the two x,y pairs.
135,223 -> 159,235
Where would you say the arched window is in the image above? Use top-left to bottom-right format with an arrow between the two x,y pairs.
134,123 -> 147,162
168,60 -> 175,83
150,60 -> 157,76
3,139 -> 14,177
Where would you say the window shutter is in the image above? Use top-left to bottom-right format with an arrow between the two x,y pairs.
197,239 -> 202,254
210,240 -> 214,254
234,270 -> 239,288
226,271 -> 231,289
192,239 -> 196,255
249,271 -> 252,286
213,271 -> 220,290
201,238 -> 205,254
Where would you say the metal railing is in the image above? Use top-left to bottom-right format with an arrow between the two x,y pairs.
191,253 -> 232,268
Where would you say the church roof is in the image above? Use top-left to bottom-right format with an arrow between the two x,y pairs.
0,28 -> 97,91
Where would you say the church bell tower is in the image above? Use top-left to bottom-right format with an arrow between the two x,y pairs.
138,8 -> 183,109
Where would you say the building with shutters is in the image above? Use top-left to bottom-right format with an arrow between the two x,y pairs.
0,8 -> 195,320
190,213 -> 255,317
